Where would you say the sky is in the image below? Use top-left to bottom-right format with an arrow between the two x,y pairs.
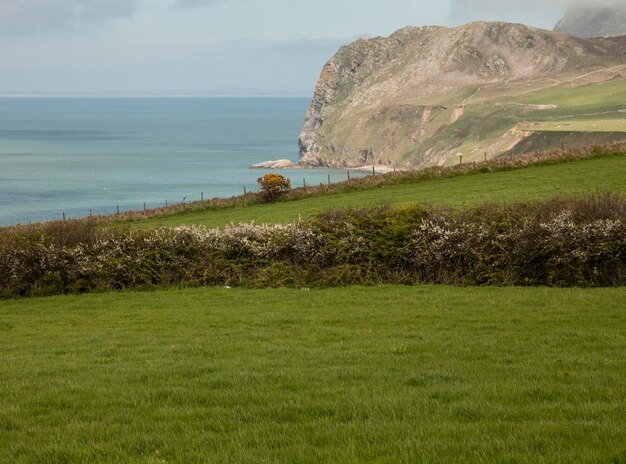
0,0 -> 619,95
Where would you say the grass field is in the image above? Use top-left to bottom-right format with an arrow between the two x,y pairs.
527,119 -> 626,133
510,79 -> 626,138
1,286 -> 625,463
520,78 -> 626,118
430,76 -> 626,165
135,153 -> 626,229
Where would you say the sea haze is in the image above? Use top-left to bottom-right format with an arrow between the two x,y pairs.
0,97 -> 355,226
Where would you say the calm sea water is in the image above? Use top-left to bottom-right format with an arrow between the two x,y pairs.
0,97 -> 357,226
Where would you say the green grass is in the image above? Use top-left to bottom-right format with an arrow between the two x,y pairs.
527,119 -> 626,133
135,154 -> 626,229
520,79 -> 626,117
511,78 -> 626,124
1,286 -> 625,463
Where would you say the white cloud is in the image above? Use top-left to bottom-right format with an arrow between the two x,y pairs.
172,0 -> 231,8
0,0 -> 139,35
6,0 -> 598,94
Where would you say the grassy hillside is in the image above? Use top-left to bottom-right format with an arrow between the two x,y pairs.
447,76 -> 626,165
136,152 -> 626,229
519,79 -> 626,134
1,286 -> 625,463
527,119 -> 626,133
503,133 -> 626,157
520,78 -> 626,117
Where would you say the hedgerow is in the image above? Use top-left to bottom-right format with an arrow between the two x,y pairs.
1,193 -> 624,298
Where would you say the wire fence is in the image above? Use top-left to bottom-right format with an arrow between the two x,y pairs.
44,168 -> 377,222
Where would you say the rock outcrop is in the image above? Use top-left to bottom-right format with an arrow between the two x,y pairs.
298,21 -> 626,168
554,3 -> 626,38
251,159 -> 295,169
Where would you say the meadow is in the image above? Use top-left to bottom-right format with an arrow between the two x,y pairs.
1,285 -> 626,463
519,78 -> 626,118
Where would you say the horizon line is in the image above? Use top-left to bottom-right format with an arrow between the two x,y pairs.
0,94 -> 313,99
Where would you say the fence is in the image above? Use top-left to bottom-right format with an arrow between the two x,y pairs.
49,169 -> 375,222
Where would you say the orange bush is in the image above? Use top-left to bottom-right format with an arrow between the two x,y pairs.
257,173 -> 291,202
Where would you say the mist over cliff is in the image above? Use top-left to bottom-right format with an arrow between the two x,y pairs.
554,2 -> 626,37
450,0 -> 623,30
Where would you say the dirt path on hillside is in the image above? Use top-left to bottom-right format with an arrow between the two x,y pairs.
517,64 -> 626,96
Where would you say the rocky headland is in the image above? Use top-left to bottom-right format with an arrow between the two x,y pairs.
298,21 -> 626,169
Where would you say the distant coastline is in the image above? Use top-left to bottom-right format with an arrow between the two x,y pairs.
0,94 -> 312,99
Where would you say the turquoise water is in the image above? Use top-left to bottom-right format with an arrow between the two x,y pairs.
0,97 -> 356,226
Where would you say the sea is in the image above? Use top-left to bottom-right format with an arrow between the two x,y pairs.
0,96 -> 358,226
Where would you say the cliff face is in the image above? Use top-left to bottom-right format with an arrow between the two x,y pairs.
298,22 -> 626,168
554,3 -> 626,38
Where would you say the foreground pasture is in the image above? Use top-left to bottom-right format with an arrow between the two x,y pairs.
1,286 -> 625,463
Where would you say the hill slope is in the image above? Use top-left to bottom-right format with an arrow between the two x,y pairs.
298,22 -> 626,169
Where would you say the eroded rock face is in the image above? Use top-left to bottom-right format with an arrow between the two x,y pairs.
555,3 -> 626,38
298,21 -> 626,168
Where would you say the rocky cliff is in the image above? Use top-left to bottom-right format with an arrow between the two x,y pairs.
298,22 -> 626,168
554,3 -> 626,38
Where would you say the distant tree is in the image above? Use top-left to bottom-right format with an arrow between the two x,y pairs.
257,173 -> 291,202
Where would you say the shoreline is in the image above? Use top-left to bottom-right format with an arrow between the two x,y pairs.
251,159 -> 401,174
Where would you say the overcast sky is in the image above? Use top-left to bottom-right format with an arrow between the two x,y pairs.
0,0 -> 618,95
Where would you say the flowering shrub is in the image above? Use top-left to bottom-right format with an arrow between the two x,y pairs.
257,174 -> 291,202
402,197 -> 626,286
0,193 -> 625,297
